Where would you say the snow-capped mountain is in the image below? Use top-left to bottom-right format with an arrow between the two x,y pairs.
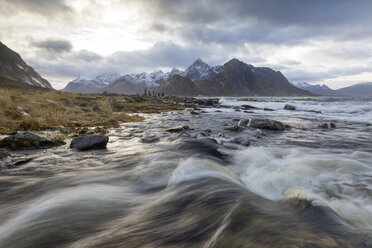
0,41 -> 52,89
183,58 -> 222,81
63,73 -> 121,93
63,58 -> 221,94
291,82 -> 334,95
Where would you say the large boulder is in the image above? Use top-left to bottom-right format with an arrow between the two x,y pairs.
284,104 -> 296,110
0,131 -> 66,150
247,118 -> 285,130
70,135 -> 109,151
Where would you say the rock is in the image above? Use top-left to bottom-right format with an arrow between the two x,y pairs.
86,130 -> 96,135
255,129 -> 264,138
284,104 -> 296,110
190,110 -> 200,115
0,131 -> 66,150
11,157 -> 33,166
233,137 -> 251,147
0,148 -> 9,158
263,108 -> 275,111
238,119 -> 249,128
204,129 -> 212,133
141,133 -> 160,143
70,135 -> 109,151
215,110 -> 222,112
247,118 -> 285,130
166,126 -> 190,133
318,122 -> 336,129
224,125 -> 243,132
241,105 -> 258,109
218,132 -> 225,137
307,110 -> 322,114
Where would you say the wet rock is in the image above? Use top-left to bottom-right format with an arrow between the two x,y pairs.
70,135 -> 109,151
0,131 -> 65,150
238,119 -> 249,128
255,129 -> 264,138
318,122 -> 336,129
218,132 -> 225,137
204,129 -> 212,133
263,108 -> 275,111
224,125 -> 243,132
307,110 -> 322,114
0,148 -> 9,158
241,105 -> 258,109
190,110 -> 200,115
141,133 -> 160,143
248,118 -> 285,131
284,104 -> 296,110
166,126 -> 190,133
11,157 -> 33,166
233,137 -> 251,147
215,110 -> 222,113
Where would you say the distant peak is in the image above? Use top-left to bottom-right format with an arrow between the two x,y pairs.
193,58 -> 206,65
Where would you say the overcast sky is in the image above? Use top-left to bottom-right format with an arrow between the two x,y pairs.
1,0 -> 372,89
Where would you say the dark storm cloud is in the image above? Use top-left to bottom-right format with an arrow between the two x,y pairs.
2,0 -> 72,16
32,39 -> 73,53
139,0 -> 372,45
139,0 -> 372,27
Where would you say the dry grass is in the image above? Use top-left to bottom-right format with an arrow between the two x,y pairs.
0,89 -> 153,134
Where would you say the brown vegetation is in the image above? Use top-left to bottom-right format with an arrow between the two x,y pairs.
0,88 -> 181,134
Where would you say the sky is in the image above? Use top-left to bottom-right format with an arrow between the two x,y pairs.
1,0 -> 372,90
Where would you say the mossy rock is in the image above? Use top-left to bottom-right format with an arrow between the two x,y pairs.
0,135 -> 66,150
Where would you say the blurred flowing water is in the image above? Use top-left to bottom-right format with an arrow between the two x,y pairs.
0,96 -> 371,247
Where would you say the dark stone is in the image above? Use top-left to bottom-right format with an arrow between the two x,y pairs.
233,137 -> 251,147
307,110 -> 322,114
0,131 -> 65,150
263,108 -> 275,111
284,104 -> 296,110
319,123 -> 336,129
11,157 -> 33,166
70,135 -> 109,151
238,119 -> 249,128
166,126 -> 190,133
224,125 -> 243,132
248,118 -> 285,131
241,104 -> 258,109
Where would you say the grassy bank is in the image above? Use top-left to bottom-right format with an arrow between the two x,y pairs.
0,88 -> 183,134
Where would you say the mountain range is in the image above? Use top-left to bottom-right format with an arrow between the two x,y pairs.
292,82 -> 372,96
159,58 -> 309,96
63,58 -> 309,96
1,40 -> 371,97
0,41 -> 52,89
62,58 -> 222,94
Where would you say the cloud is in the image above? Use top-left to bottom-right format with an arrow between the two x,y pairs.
2,0 -> 72,16
32,39 -> 73,53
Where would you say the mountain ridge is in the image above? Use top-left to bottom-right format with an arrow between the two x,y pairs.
0,41 -> 52,89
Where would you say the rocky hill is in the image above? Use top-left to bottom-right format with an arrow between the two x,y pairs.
0,41 -> 52,89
